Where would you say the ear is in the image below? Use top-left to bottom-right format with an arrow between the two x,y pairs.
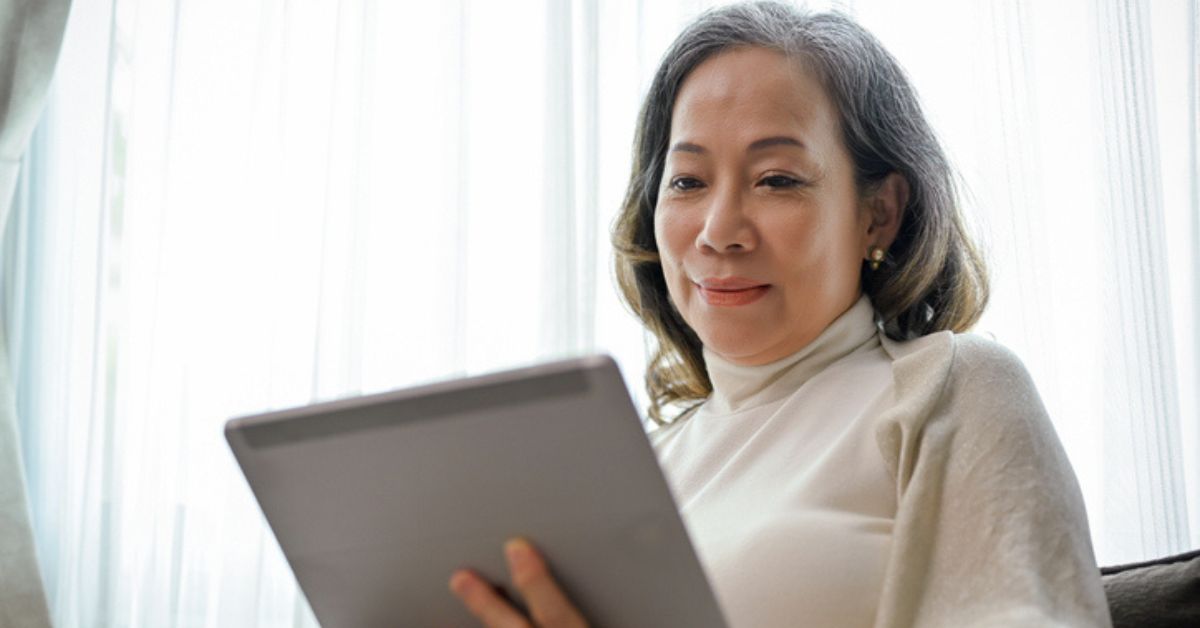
861,172 -> 908,253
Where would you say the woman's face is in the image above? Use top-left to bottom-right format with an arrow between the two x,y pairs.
654,46 -> 884,366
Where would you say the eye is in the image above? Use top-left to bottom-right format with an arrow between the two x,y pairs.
668,176 -> 705,192
759,174 -> 804,189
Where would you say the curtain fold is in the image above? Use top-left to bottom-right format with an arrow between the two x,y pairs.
1092,0 -> 1190,562
1184,0 -> 1200,551
0,1 -> 72,627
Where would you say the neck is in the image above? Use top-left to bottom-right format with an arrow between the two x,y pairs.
702,294 -> 879,413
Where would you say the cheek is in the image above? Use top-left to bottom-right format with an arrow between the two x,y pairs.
653,210 -> 686,274
764,212 -> 822,263
653,210 -> 694,309
766,208 -> 860,280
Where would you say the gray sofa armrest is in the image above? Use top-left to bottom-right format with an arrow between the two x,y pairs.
1101,548 -> 1200,628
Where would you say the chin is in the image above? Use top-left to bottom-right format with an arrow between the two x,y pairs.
697,327 -> 774,364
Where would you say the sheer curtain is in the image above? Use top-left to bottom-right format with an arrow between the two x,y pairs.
8,0 -> 1198,625
0,1 -> 72,626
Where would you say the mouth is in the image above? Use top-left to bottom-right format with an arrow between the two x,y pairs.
693,278 -> 771,307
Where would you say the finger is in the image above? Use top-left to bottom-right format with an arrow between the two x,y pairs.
505,538 -> 588,628
449,569 -> 532,628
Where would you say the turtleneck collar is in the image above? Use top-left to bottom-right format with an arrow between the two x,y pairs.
701,294 -> 880,414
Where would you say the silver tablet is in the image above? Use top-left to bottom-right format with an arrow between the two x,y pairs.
225,354 -> 728,628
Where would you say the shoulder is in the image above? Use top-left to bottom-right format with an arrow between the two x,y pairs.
942,334 -> 1045,425
874,331 -> 1052,482
880,330 -> 1038,407
901,331 -> 1056,457
949,333 -> 1035,385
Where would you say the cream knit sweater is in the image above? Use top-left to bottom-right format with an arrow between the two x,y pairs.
649,295 -> 1112,627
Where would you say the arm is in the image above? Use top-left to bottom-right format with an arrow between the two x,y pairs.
874,334 -> 1112,627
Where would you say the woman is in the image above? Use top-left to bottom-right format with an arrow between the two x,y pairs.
448,2 -> 1112,626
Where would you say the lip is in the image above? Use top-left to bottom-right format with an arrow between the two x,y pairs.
696,276 -> 768,290
693,277 -> 770,306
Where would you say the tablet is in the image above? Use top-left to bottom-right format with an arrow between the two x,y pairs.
225,354 -> 728,628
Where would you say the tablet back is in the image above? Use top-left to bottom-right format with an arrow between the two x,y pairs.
225,354 -> 728,628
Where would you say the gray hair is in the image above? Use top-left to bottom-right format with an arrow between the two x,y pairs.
612,1 -> 989,424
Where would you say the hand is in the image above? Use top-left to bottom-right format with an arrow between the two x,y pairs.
449,537 -> 589,628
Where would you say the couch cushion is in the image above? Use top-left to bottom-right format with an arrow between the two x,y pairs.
1101,548 -> 1200,628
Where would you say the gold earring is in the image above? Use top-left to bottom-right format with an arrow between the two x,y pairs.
868,247 -> 886,271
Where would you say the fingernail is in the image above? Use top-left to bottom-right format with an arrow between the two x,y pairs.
449,570 -> 471,595
504,538 -> 531,570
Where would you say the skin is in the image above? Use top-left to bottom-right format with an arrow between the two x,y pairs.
449,45 -> 907,626
449,538 -> 586,628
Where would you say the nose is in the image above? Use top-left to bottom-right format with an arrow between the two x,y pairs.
696,188 -> 757,253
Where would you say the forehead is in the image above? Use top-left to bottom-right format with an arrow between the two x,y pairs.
669,46 -> 839,147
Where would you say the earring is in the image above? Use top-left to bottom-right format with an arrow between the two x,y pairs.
868,246 -> 886,271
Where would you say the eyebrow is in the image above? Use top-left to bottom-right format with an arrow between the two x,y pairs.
669,136 -> 807,154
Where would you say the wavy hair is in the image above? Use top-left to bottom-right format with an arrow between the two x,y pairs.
612,1 -> 989,425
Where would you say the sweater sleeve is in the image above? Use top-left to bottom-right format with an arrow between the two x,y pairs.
872,333 -> 1112,628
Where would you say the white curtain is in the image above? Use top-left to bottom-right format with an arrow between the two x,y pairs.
8,0 -> 1198,626
0,1 -> 72,627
